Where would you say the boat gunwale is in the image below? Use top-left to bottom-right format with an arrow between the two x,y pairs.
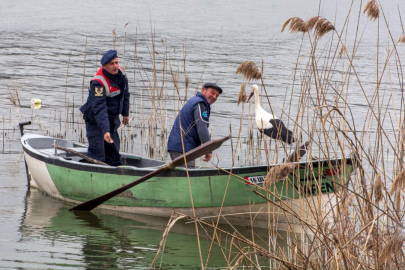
21,133 -> 354,177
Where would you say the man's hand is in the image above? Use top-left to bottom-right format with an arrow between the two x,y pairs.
203,153 -> 212,162
122,116 -> 129,126
104,132 -> 114,144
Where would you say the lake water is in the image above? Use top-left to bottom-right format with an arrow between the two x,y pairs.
1,0 -> 405,269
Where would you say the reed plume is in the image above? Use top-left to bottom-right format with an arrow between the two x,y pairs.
364,0 -> 380,21
263,163 -> 296,189
237,82 -> 247,105
379,230 -> 405,264
282,16 -> 335,37
343,193 -> 355,208
339,44 -> 347,58
304,16 -> 320,32
389,170 -> 405,195
235,60 -> 262,82
281,17 -> 306,33
314,18 -> 335,38
374,173 -> 383,203
398,35 -> 405,44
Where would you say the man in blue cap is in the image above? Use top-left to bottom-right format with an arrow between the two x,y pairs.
80,49 -> 130,166
167,82 -> 222,168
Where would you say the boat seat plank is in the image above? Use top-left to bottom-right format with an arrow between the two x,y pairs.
39,147 -> 88,156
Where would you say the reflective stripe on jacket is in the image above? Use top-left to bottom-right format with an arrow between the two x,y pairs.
79,67 -> 129,135
91,67 -> 126,97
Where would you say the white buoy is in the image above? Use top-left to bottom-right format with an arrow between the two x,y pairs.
31,103 -> 41,109
31,98 -> 41,104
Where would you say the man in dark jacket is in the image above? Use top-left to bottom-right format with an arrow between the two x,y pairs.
167,82 -> 222,168
80,50 -> 130,166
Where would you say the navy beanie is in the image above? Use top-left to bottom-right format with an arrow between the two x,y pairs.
100,50 -> 118,65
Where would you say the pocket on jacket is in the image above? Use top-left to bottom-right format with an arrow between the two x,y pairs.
80,102 -> 96,123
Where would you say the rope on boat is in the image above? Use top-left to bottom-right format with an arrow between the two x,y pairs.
165,161 -> 176,169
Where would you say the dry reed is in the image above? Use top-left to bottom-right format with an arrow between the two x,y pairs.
80,9 -> 405,268
235,60 -> 262,82
339,44 -> 347,58
313,17 -> 335,37
378,230 -> 405,265
374,173 -> 383,203
364,0 -> 380,21
6,82 -> 21,107
263,162 -> 296,189
281,17 -> 306,33
237,82 -> 247,105
14,2 -> 405,268
343,193 -> 355,208
282,16 -> 335,38
389,170 -> 405,195
305,16 -> 321,32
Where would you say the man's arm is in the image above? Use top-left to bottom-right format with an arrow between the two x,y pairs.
89,81 -> 110,136
193,103 -> 212,162
121,73 -> 130,125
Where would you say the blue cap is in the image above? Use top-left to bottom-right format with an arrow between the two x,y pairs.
100,50 -> 118,65
203,82 -> 223,94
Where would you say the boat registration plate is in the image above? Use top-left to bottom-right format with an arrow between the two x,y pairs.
244,175 -> 266,185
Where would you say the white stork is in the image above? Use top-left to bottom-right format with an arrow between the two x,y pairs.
247,84 -> 295,144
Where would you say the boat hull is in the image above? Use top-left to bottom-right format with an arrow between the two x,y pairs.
22,134 -> 354,227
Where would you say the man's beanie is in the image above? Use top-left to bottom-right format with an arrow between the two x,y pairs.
100,50 -> 118,65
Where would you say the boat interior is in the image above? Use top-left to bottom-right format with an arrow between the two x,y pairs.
24,136 -> 166,168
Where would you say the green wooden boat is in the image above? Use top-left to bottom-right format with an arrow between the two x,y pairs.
21,132 -> 356,227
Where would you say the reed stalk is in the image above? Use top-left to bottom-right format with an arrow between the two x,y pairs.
152,1 -> 405,268
81,39 -> 87,104
2,115 -> 4,154
14,6 -> 405,268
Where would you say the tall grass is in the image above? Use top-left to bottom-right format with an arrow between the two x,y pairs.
4,0 -> 405,268
150,1 -> 405,269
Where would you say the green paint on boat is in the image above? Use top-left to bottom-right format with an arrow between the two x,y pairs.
46,163 -> 354,208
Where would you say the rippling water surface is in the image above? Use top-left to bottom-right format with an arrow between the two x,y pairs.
1,0 -> 405,268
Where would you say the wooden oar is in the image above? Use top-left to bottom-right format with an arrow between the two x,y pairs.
69,135 -> 231,212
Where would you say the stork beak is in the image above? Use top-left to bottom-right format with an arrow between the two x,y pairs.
247,92 -> 254,102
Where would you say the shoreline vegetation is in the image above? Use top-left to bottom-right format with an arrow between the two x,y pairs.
4,0 -> 405,268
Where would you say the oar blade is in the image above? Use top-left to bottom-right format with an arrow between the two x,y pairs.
286,141 -> 310,163
69,168 -> 164,211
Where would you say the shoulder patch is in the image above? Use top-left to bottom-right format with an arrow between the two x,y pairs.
95,87 -> 104,97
